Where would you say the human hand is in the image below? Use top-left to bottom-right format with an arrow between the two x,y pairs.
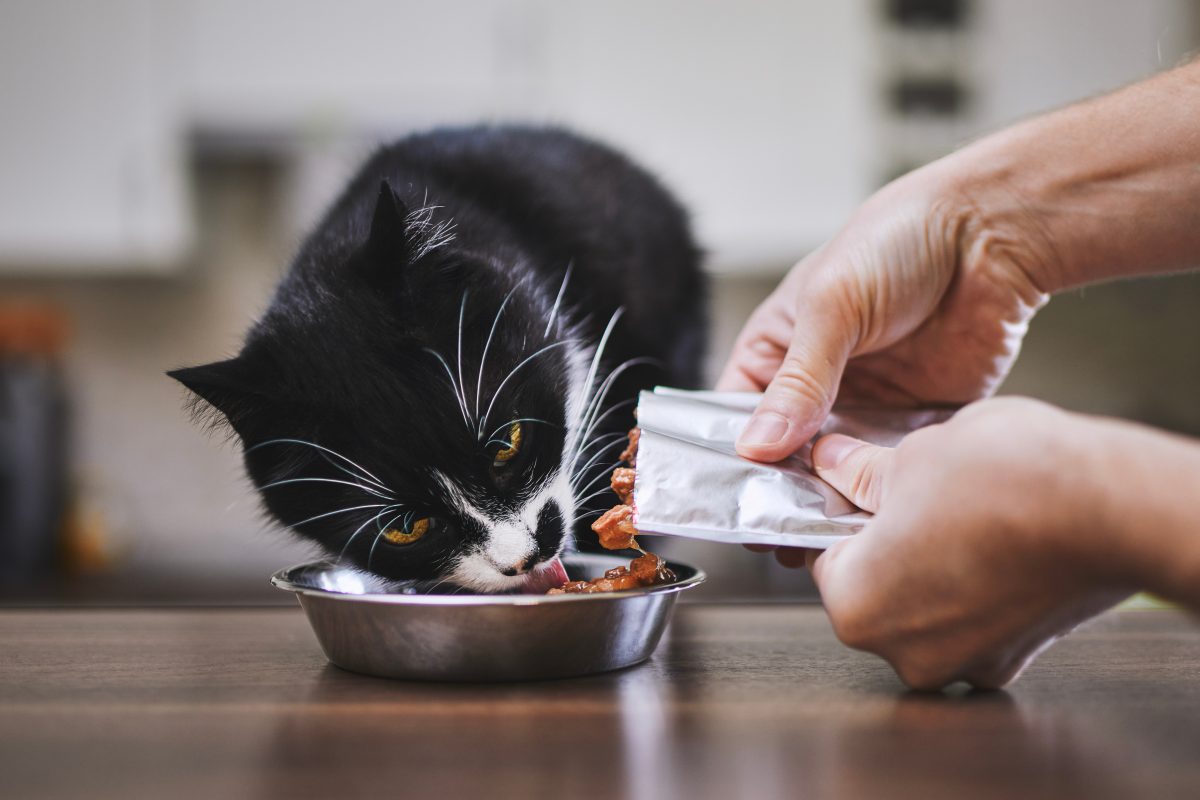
717,164 -> 1054,462
806,397 -> 1133,690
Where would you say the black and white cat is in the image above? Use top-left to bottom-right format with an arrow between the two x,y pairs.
170,126 -> 704,592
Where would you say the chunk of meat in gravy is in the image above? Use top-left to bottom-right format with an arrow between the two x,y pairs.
611,467 -> 636,505
619,427 -> 640,467
629,552 -> 675,584
591,503 -> 639,550
547,553 -> 674,595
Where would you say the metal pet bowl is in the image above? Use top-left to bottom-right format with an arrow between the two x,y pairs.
271,553 -> 705,681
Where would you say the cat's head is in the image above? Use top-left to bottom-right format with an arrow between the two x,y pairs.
170,182 -> 593,592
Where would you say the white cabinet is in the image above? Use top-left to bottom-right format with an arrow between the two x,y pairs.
0,1 -> 190,273
539,1 -> 877,275
0,0 -> 1194,276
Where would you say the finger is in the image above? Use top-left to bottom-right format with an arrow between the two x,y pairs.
716,303 -> 793,392
808,534 -> 888,658
804,547 -> 822,573
811,434 -> 895,513
807,537 -> 848,588
716,365 -> 764,392
743,543 -> 778,553
735,301 -> 855,462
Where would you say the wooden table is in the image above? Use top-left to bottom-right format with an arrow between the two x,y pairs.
2,605 -> 1198,799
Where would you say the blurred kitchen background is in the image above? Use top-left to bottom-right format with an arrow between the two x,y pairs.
1,0 -> 1198,604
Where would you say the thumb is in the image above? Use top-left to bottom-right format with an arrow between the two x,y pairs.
735,303 -> 855,462
811,434 -> 894,513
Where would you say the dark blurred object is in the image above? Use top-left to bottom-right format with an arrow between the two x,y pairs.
0,305 -> 69,584
885,0 -> 969,29
889,77 -> 967,115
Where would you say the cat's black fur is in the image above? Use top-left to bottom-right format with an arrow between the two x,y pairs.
170,126 -> 704,592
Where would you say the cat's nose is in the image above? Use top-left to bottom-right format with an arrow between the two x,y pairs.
499,555 -> 536,576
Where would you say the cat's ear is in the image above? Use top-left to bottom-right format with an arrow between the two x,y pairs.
167,357 -> 266,439
363,180 -> 409,269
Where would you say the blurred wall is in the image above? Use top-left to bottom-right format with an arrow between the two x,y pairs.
0,0 -> 1197,595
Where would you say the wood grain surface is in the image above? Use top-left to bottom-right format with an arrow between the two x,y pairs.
1,606 -> 1198,799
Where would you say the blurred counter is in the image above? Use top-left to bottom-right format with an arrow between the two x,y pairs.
2,605 -> 1198,799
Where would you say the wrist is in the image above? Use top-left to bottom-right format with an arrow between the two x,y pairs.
928,63 -> 1200,293
1053,415 -> 1151,590
1024,410 -> 1141,589
925,133 -> 1069,296
1088,418 -> 1200,606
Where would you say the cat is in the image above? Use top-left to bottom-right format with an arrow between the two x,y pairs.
169,126 -> 704,592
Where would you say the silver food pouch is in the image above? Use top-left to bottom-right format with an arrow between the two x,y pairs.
632,388 -> 952,549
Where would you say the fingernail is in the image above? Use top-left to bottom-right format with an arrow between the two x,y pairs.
813,435 -> 865,471
740,411 -> 790,447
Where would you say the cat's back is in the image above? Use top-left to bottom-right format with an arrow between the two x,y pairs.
342,126 -> 693,260
296,125 -> 704,385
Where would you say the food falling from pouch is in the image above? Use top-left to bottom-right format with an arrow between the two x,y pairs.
548,427 -> 676,594
592,503 -> 639,550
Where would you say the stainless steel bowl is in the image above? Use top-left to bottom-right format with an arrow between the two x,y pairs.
271,553 -> 705,681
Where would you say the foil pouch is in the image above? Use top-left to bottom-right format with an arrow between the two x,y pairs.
632,388 -> 953,549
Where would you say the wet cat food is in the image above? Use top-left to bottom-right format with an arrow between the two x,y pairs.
545,427 -> 675,594
610,467 -> 636,505
546,552 -> 675,594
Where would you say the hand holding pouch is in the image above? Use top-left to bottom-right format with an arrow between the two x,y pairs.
632,388 -> 953,549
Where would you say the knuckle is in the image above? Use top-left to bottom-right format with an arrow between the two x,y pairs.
826,597 -> 877,652
770,364 -> 833,411
845,454 -> 883,509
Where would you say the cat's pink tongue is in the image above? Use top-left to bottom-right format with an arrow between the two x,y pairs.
519,557 -> 569,594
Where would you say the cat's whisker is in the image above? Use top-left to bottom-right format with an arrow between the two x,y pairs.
423,346 -> 473,429
571,471 -> 618,505
423,575 -> 459,595
571,454 -> 622,494
564,396 -> 636,478
475,285 -> 519,421
573,485 -> 618,509
318,452 -> 391,494
575,476 -> 619,503
377,507 -> 409,534
570,440 -> 625,490
288,502 -> 392,530
482,417 -> 556,444
570,431 -> 626,470
577,357 -> 660,445
478,340 -> 574,439
247,438 -> 390,492
366,531 -> 386,572
367,508 -> 409,571
456,290 -> 472,425
572,307 -> 625,430
338,504 -> 403,564
577,506 -> 614,519
572,399 -> 637,464
258,476 -> 395,501
429,550 -> 458,582
543,260 -> 573,339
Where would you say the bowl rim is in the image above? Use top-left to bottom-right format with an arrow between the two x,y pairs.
270,553 -> 706,606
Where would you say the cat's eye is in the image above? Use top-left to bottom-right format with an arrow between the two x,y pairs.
382,516 -> 430,545
492,421 -> 523,468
